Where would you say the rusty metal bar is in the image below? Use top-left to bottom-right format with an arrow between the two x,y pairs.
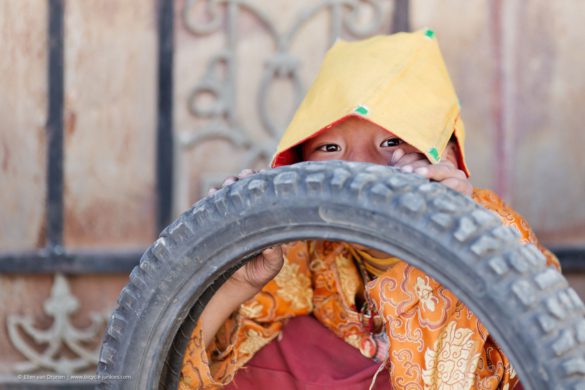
551,247 -> 585,273
0,250 -> 142,274
156,0 -> 175,233
392,0 -> 410,33
46,0 -> 65,253
0,248 -> 583,274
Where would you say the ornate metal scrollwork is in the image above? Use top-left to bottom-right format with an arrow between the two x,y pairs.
177,0 -> 391,207
7,274 -> 109,374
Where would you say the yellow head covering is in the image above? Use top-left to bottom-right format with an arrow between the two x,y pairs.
271,29 -> 469,176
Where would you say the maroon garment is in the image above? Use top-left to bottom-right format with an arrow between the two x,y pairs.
226,315 -> 391,389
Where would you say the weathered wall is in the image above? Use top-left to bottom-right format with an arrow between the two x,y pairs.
508,0 -> 585,245
63,0 -> 157,249
1,0 -> 585,382
411,0 -> 585,246
0,0 -> 156,378
0,0 -> 48,252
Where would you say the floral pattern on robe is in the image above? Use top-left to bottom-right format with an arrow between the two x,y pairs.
179,188 -> 560,389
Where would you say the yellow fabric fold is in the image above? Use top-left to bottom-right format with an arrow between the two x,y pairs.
344,244 -> 401,278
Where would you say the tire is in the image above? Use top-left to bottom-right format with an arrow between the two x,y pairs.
97,161 -> 585,390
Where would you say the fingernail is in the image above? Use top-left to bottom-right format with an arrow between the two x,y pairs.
414,167 -> 428,176
391,149 -> 404,164
401,165 -> 413,173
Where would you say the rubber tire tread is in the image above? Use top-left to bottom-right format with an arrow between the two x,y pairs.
97,161 -> 585,390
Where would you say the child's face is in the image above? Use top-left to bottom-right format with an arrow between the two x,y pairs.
300,116 -> 420,165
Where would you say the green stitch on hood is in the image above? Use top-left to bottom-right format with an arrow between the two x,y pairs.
354,105 -> 369,115
428,147 -> 440,161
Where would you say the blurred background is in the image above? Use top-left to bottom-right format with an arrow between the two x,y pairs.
1,0 -> 584,387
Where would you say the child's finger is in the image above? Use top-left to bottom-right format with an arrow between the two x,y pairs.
440,177 -> 473,196
259,246 -> 285,273
420,161 -> 466,182
390,148 -> 405,164
222,176 -> 239,186
262,245 -> 283,259
400,159 -> 430,173
208,168 -> 260,197
393,152 -> 427,167
237,168 -> 256,179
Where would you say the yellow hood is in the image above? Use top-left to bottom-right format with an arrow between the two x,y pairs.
271,29 -> 469,176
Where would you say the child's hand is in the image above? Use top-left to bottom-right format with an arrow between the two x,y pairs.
200,246 -> 284,346
391,148 -> 473,197
207,168 -> 284,294
229,246 -> 285,293
208,168 -> 259,196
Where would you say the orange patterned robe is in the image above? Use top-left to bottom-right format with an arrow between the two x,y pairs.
179,189 -> 560,389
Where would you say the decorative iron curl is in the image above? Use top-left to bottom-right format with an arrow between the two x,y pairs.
7,274 -> 108,374
177,0 -> 390,206
182,0 -> 224,35
342,0 -> 385,37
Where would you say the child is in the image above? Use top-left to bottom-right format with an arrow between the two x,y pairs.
180,30 -> 560,389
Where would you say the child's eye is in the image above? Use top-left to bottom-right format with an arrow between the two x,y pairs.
317,144 -> 341,152
380,138 -> 402,148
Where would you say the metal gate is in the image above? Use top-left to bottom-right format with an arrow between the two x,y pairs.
1,0 -> 584,388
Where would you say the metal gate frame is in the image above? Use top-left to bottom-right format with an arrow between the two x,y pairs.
0,0 -> 581,276
0,1 -> 583,387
